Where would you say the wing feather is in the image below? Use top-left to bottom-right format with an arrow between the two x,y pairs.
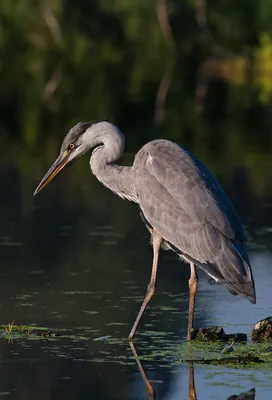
147,142 -> 243,240
134,140 -> 255,303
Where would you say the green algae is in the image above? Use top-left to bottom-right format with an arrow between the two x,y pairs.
1,323 -> 272,368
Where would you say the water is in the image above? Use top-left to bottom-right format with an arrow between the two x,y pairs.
0,149 -> 271,399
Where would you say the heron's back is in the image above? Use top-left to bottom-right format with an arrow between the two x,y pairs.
133,140 -> 256,303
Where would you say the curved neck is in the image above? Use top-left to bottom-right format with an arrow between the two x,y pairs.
90,128 -> 137,202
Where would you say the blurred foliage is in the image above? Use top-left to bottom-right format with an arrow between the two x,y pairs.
0,0 -> 272,202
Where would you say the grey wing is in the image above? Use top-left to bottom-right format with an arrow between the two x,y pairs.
135,140 -> 255,303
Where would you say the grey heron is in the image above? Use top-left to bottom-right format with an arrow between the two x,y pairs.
34,120 -> 256,340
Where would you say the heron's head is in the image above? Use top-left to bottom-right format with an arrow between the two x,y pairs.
33,120 -> 109,196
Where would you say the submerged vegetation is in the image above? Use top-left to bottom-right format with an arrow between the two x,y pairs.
1,322 -> 272,367
0,323 -> 59,340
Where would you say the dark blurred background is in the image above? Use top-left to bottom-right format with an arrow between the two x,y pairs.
1,0 -> 272,214
1,0 -> 272,239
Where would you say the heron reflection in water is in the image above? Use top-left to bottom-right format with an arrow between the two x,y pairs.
34,121 -> 256,340
130,341 -> 256,400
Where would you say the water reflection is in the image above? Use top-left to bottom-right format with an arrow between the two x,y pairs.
130,342 -> 156,400
188,364 -> 197,400
130,342 -> 256,400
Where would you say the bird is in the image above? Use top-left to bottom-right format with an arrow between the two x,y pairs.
34,120 -> 256,340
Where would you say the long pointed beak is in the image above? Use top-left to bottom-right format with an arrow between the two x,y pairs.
33,150 -> 71,196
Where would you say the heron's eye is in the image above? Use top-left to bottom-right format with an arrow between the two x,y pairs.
69,143 -> 75,150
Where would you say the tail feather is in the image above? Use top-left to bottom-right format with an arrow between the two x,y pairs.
225,281 -> 256,303
166,235 -> 256,304
214,239 -> 256,304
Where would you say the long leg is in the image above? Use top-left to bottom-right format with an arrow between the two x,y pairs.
129,230 -> 162,340
187,262 -> 198,340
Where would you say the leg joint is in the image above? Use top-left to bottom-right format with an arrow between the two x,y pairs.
147,283 -> 156,294
188,276 -> 198,285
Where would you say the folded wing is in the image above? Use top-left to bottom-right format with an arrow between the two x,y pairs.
135,140 -> 256,303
